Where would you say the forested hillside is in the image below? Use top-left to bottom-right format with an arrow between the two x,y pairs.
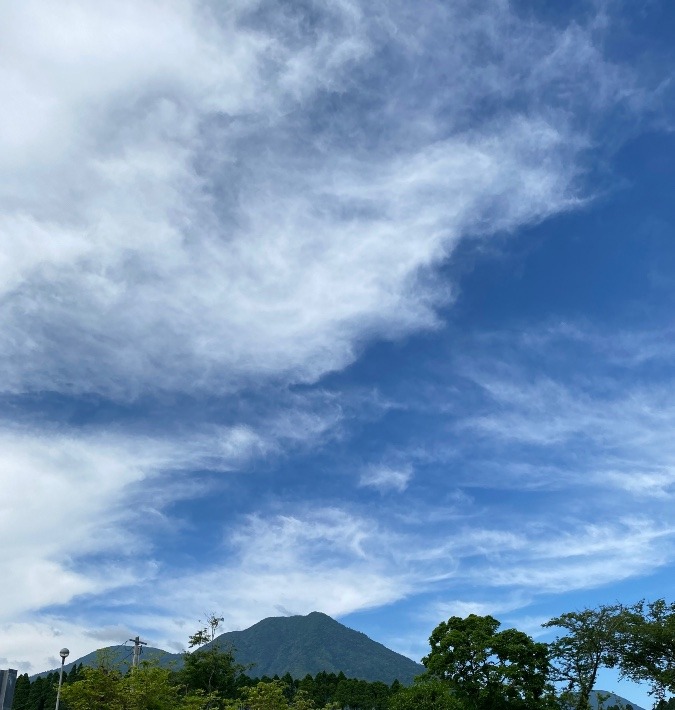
204,612 -> 422,684
13,599 -> 675,709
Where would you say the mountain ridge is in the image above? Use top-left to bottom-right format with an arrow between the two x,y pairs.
587,690 -> 646,710
205,611 -> 422,683
30,612 -> 646,708
33,611 -> 423,685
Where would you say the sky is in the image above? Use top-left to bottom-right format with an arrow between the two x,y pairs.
1,0 -> 675,706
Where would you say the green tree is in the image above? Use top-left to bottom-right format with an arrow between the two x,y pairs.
189,614 -> 226,650
179,615 -> 250,706
617,599 -> 675,704
290,689 -> 317,710
39,673 -> 58,710
280,673 -> 296,702
26,676 -> 46,710
67,663 -> 84,683
422,614 -> 552,709
178,644 -> 247,701
58,665 -> 124,709
332,677 -> 390,710
60,663 -> 212,710
11,673 -> 31,710
543,604 -> 625,710
232,680 -> 289,710
389,676 -> 464,710
299,672 -> 336,708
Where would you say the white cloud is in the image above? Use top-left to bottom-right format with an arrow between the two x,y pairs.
0,428 -> 168,618
6,494 -> 675,671
0,618 -> 157,674
138,508 -> 414,642
0,410 -> 342,624
125,504 -> 675,656
7,322 -> 675,672
426,595 -> 535,628
359,464 -> 412,492
476,518 -> 675,593
459,344 -> 675,499
0,0 -> 635,399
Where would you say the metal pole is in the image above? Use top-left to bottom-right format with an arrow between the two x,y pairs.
129,636 -> 147,669
55,648 -> 69,710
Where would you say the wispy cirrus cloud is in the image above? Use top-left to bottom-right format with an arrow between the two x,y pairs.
0,0 -> 642,399
456,328 -> 675,500
135,508 -> 414,643
0,397 -> 343,619
359,464 -> 413,492
88,500 -> 675,655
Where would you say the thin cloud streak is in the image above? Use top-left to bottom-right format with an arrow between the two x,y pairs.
458,334 -> 675,500
359,464 -> 413,492
0,0 -> 635,398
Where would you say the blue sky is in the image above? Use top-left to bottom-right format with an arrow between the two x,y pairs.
1,1 -> 674,706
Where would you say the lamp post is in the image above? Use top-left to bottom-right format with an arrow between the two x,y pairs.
55,648 -> 69,710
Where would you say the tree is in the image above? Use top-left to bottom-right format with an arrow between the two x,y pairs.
67,663 -> 84,683
222,680 -> 344,710
38,673 -> 58,710
280,673 -> 296,702
543,604 -> 625,710
189,613 -> 226,650
389,676 -> 464,710
288,689 -> 317,710
617,599 -> 675,704
26,676 -> 47,710
58,665 -> 125,709
178,616 -> 249,704
11,673 -> 31,710
332,677 -> 390,710
178,644 -> 246,702
59,663 -> 212,710
229,680 -> 289,710
422,614 -> 552,709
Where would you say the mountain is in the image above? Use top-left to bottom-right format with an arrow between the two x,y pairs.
31,617 -> 647,707
34,611 -> 423,685
33,644 -> 178,678
206,611 -> 423,684
588,690 -> 646,710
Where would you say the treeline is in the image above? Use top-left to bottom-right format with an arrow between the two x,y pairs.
251,671 -> 393,710
12,599 -> 675,710
11,663 -> 397,710
12,664 -> 85,710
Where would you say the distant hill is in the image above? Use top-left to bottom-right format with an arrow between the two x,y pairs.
206,611 -> 423,684
588,690 -> 646,710
33,644 -> 178,678
34,611 -> 423,685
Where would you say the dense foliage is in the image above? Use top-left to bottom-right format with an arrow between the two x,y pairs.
12,663 -> 84,710
543,604 -> 625,710
618,600 -> 675,704
423,614 -> 553,710
12,600 -> 675,710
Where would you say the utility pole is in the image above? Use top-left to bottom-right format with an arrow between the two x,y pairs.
129,636 -> 147,669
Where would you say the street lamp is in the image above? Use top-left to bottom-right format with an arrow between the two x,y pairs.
55,648 -> 69,710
